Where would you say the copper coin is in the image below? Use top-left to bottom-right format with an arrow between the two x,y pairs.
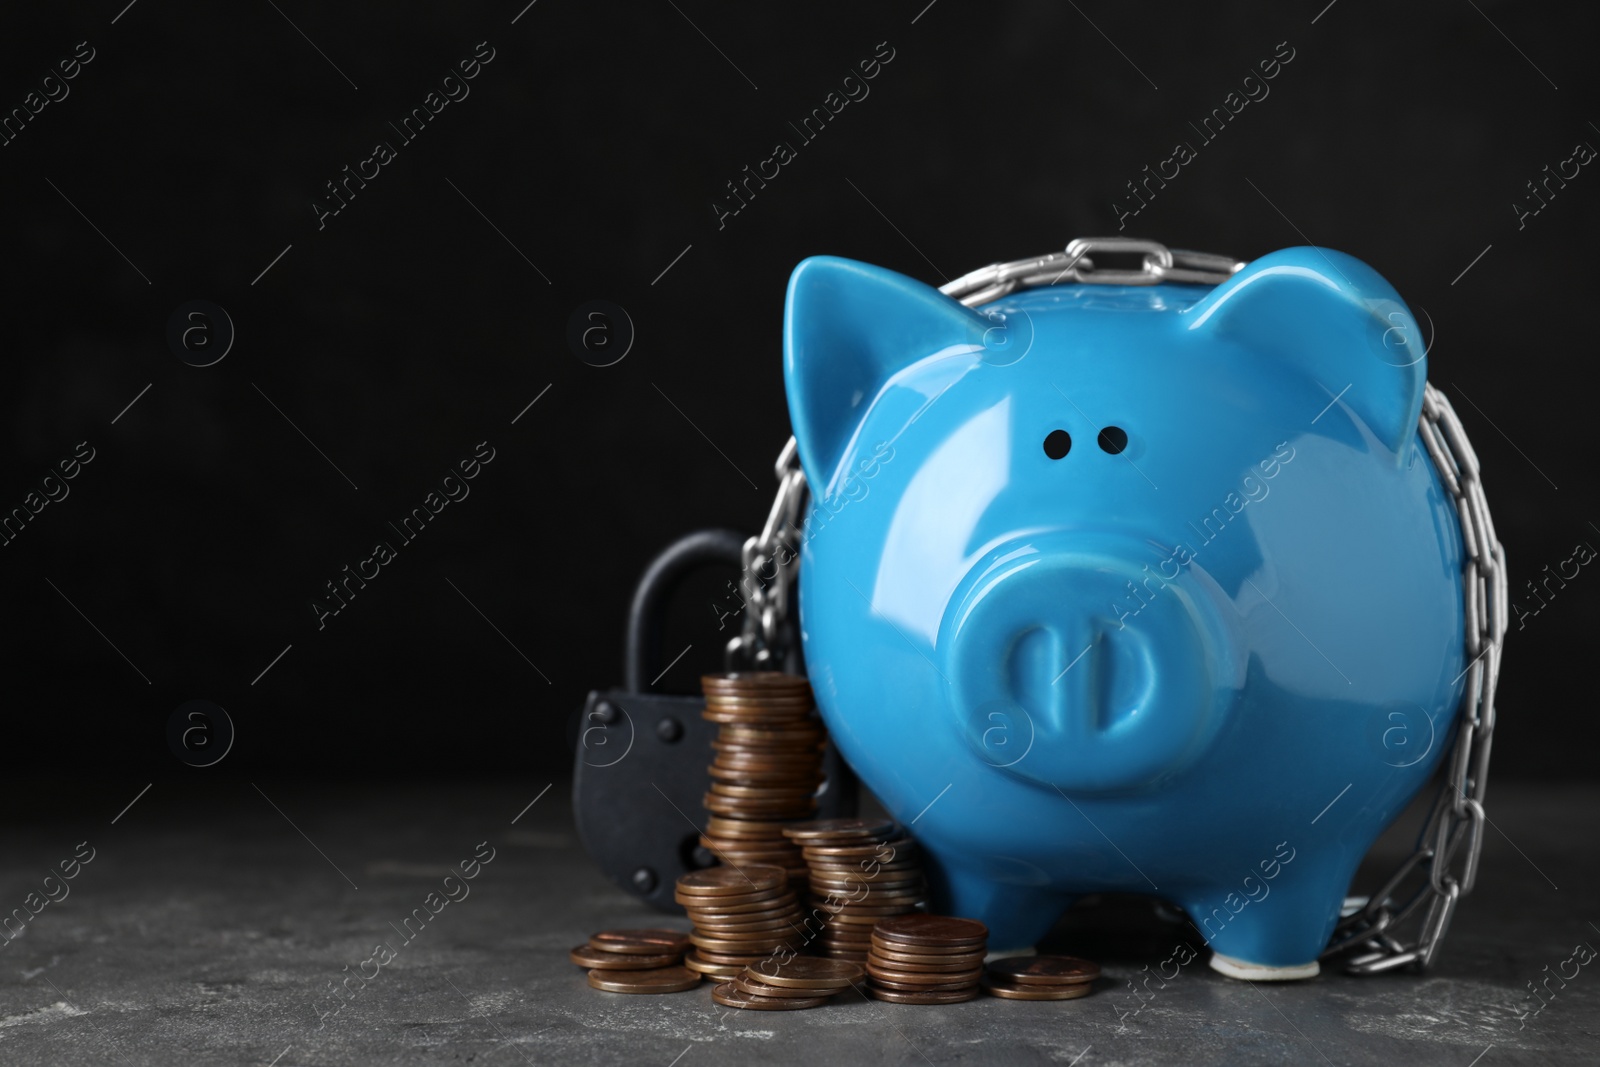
686,900 -> 801,919
702,787 -> 817,804
732,975 -> 838,999
694,915 -> 806,927
810,873 -> 920,887
712,744 -> 823,758
691,934 -> 802,954
718,730 -> 824,746
871,936 -> 986,956
868,986 -> 979,1004
706,815 -> 795,833
709,765 -> 823,781
690,926 -> 800,944
694,912 -> 803,931
711,783 -> 820,800
822,911 -> 890,926
682,951 -> 746,979
809,864 -> 921,880
681,895 -> 793,921
684,894 -> 798,913
588,929 -> 691,955
808,854 -> 918,870
703,795 -> 817,817
809,874 -> 922,888
814,893 -> 925,908
715,747 -> 823,760
702,714 -> 814,727
587,966 -> 702,994
690,948 -> 768,965
986,956 -> 1101,986
981,977 -> 1096,1001
783,818 -> 896,841
702,694 -> 813,707
821,920 -> 877,935
745,957 -> 865,989
677,889 -> 786,910
677,866 -> 787,896
868,976 -> 980,993
710,981 -> 831,1010
811,878 -> 923,895
704,786 -> 817,803
569,944 -> 683,970
872,947 -> 988,968
806,858 -> 920,873
867,964 -> 984,986
701,697 -> 815,710
873,915 -> 988,947
803,838 -> 915,858
713,764 -> 822,775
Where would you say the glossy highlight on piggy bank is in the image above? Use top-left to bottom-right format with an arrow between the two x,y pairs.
782,248 -> 1466,980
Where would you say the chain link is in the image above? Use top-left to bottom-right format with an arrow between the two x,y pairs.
729,238 -> 1505,974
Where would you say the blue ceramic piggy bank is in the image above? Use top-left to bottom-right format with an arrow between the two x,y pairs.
783,248 -> 1465,980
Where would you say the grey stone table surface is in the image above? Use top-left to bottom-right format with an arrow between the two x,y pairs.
0,778 -> 1594,1066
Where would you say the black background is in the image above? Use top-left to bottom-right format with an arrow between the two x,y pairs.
0,0 -> 1593,786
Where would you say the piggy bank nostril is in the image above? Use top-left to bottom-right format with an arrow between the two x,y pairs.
1043,430 -> 1072,459
1098,426 -> 1128,454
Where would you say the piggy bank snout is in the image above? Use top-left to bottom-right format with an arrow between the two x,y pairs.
942,535 -> 1237,794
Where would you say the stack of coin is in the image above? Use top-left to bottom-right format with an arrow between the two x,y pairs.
982,955 -> 1101,1000
711,956 -> 865,1011
571,928 -> 701,994
782,818 -> 927,961
676,865 -> 807,980
866,916 -> 989,1004
699,673 -> 826,884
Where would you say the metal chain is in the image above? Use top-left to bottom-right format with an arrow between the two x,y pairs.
728,238 -> 1505,974
1320,383 -> 1506,973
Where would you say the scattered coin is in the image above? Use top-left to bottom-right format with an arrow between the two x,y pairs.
981,977 -> 1096,1001
985,955 -> 1101,986
587,966 -> 703,994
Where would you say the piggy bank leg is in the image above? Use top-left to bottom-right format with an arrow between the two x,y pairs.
1181,869 -> 1346,981
924,856 -> 1071,953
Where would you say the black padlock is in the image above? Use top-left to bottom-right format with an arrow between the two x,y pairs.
572,528 -> 857,912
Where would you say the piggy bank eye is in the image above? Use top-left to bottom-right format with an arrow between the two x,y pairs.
1043,430 -> 1072,459
1097,426 -> 1128,454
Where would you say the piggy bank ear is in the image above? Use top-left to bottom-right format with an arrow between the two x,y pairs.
784,256 -> 991,486
1186,247 -> 1425,462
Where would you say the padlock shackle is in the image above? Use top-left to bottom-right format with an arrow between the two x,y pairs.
625,528 -> 747,694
